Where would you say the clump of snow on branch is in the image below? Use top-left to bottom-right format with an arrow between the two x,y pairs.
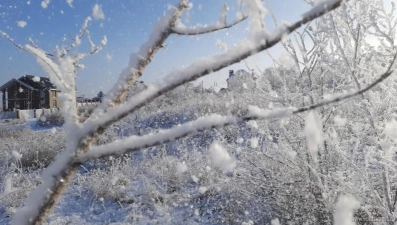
248,105 -> 293,119
12,150 -> 23,160
209,142 -> 236,172
245,0 -> 268,36
0,176 -> 13,199
92,4 -> 105,20
17,21 -> 27,28
198,186 -> 208,194
250,137 -> 259,148
333,115 -> 347,127
271,218 -> 280,225
177,161 -> 188,174
304,112 -> 323,161
334,195 -> 360,225
302,0 -> 342,18
384,119 -> 397,142
191,175 -> 199,183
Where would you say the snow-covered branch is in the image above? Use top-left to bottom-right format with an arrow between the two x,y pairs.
172,15 -> 248,35
73,35 -> 107,62
59,17 -> 92,58
94,0 -> 189,112
78,109 -> 293,161
24,45 -> 68,91
171,4 -> 248,36
0,30 -> 28,51
78,115 -> 240,161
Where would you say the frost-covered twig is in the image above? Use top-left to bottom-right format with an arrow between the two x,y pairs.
0,30 -> 28,51
78,115 -> 241,161
171,12 -> 248,36
73,35 -> 107,62
24,45 -> 69,91
59,17 -> 91,58
293,69 -> 396,114
94,0 -> 189,111
78,109 -> 292,161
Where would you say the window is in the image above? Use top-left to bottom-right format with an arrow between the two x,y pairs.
53,91 -> 57,97
53,100 -> 57,108
40,90 -> 45,98
39,100 -> 45,108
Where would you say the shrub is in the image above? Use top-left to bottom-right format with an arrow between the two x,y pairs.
36,111 -> 64,127
0,127 -> 66,169
77,105 -> 96,123
85,157 -> 134,203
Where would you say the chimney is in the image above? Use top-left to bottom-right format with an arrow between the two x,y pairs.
229,70 -> 234,76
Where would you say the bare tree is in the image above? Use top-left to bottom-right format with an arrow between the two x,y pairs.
3,0 -> 395,224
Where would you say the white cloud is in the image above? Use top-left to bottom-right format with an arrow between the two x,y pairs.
92,4 -> 105,20
41,0 -> 50,8
17,21 -> 27,28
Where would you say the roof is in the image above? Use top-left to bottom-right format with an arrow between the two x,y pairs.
19,75 -> 57,90
0,75 -> 58,92
226,69 -> 257,83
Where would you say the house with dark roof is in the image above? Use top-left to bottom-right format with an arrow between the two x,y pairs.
0,75 -> 61,111
226,69 -> 257,90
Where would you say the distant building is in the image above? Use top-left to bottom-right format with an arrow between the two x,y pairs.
226,69 -> 257,90
92,91 -> 104,102
0,75 -> 61,111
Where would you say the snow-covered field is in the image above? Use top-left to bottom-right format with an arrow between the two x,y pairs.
0,94 -> 273,224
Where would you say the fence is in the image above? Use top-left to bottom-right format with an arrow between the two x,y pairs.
77,102 -> 98,107
0,108 -> 60,120
0,111 -> 17,119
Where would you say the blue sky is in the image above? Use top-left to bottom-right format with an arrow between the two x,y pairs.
0,0 -> 309,98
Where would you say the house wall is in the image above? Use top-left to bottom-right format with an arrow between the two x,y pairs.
227,75 -> 256,90
1,80 -> 61,110
4,84 -> 34,111
31,90 -> 42,109
2,90 -> 5,111
1,85 -> 62,111
49,90 -> 62,108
